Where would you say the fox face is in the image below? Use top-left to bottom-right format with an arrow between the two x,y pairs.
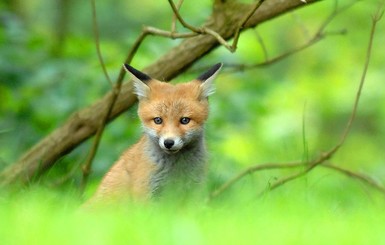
139,81 -> 209,154
124,63 -> 222,155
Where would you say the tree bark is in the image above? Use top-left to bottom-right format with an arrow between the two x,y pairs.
0,0 -> 319,186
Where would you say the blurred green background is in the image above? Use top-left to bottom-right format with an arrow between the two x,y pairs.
1,0 -> 385,243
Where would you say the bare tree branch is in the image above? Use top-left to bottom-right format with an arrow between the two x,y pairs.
168,0 -> 265,52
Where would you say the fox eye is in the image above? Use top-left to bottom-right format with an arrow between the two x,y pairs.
153,117 -> 163,124
180,117 -> 191,125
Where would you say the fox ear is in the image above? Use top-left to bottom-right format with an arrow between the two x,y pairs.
123,64 -> 151,99
197,63 -> 222,99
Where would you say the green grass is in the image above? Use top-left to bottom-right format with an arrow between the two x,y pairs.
1,184 -> 384,245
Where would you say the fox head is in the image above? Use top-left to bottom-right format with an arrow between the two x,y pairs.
124,63 -> 222,154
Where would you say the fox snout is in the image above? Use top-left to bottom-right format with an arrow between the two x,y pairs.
159,137 -> 184,153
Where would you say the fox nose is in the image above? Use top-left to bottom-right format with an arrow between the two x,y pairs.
163,139 -> 175,149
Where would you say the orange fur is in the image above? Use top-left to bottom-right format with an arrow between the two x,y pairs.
84,63 -> 222,208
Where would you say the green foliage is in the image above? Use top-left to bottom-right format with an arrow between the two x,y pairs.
1,186 -> 385,244
1,1 -> 385,240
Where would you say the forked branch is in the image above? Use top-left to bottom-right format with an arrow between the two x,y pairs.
168,0 -> 265,52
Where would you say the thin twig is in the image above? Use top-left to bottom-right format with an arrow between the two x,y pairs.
231,0 -> 265,51
225,29 -> 345,72
168,0 -> 203,33
194,11 -> 347,74
209,161 -> 303,200
225,0 -> 356,71
80,0 -> 115,193
171,0 -> 184,33
145,26 -> 198,39
323,163 -> 385,196
80,84 -> 120,194
202,27 -> 233,50
115,26 -> 197,87
193,27 -> 343,74
255,30 -> 269,61
90,0 -> 113,87
302,102 -> 310,164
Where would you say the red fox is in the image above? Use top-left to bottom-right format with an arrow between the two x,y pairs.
85,63 -> 222,206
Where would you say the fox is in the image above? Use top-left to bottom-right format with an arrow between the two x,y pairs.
85,63 -> 222,206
